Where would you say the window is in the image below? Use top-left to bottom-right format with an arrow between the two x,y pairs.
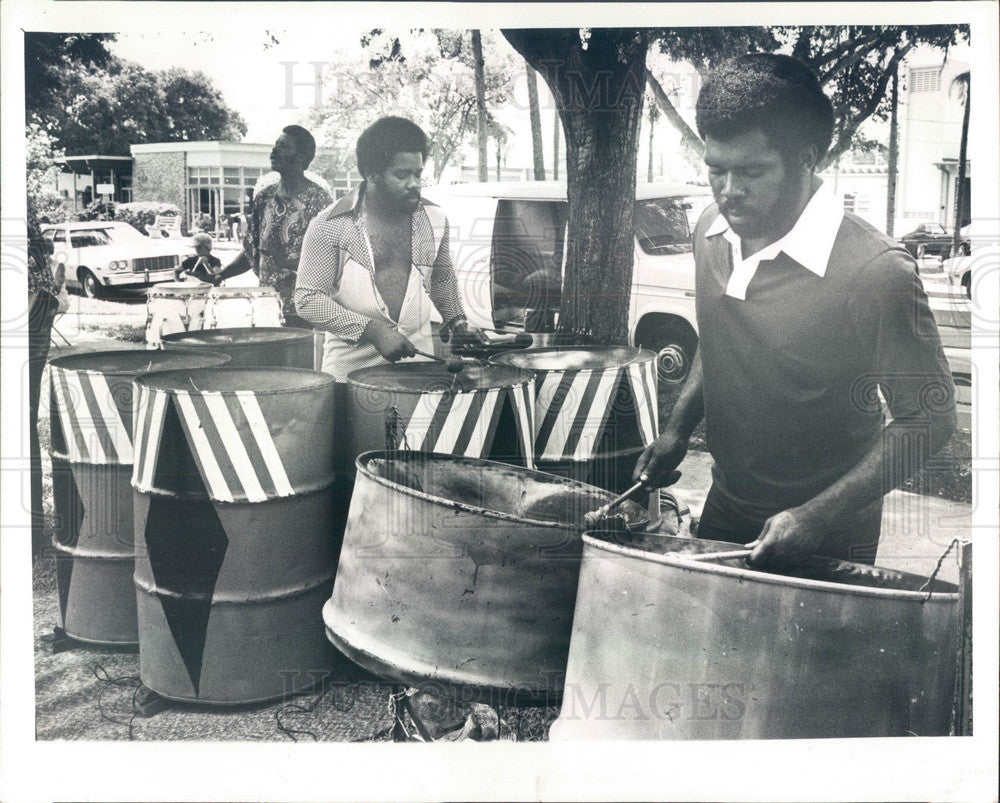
491,200 -> 568,329
70,229 -> 112,248
635,198 -> 695,255
910,67 -> 941,93
843,193 -> 869,215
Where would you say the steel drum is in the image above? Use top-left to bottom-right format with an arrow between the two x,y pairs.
203,285 -> 284,330
160,327 -> 313,369
145,281 -> 211,346
490,347 -> 658,493
323,451 -> 651,703
549,531 -> 960,740
47,348 -> 230,645
343,362 -> 536,475
132,366 -> 340,703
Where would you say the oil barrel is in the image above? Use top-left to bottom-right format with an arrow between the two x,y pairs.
549,531 -> 960,739
490,347 -> 659,493
132,366 -> 340,703
161,327 -> 313,369
47,348 -> 230,645
323,450 -> 650,705
343,361 -> 536,475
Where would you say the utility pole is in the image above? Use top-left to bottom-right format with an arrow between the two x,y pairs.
886,66 -> 899,237
472,30 -> 488,183
526,63 -> 545,180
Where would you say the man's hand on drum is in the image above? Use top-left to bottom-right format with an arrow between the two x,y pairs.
633,430 -> 688,489
364,319 -> 417,362
448,318 -> 488,347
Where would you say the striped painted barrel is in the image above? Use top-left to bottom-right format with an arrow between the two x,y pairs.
47,349 -> 230,645
160,327 -> 313,369
490,347 -> 659,493
343,362 -> 536,475
131,366 -> 340,704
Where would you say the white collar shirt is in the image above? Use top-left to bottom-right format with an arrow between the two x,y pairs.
704,180 -> 844,300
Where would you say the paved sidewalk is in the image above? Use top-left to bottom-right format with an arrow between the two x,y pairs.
670,450 -> 971,585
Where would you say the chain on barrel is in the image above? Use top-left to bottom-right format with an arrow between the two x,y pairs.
549,531 -> 961,740
131,366 -> 339,704
160,327 -> 313,369
323,451 -> 650,705
342,362 -> 536,476
490,347 -> 659,493
47,349 -> 230,645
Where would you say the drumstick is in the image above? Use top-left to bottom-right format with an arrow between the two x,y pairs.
413,349 -> 446,363
684,549 -> 753,562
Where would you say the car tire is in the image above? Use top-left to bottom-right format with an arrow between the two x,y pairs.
80,268 -> 104,299
916,243 -> 926,260
639,322 -> 698,385
961,272 -> 971,300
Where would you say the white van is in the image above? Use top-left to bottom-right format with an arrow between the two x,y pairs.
423,181 -> 712,382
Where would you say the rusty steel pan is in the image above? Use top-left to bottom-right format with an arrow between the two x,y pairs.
47,348 -> 230,645
549,531 -> 960,740
343,362 -> 536,475
132,366 -> 341,704
323,450 -> 651,704
161,327 -> 313,369
490,347 -> 659,493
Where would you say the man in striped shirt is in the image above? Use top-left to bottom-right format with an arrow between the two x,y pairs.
295,116 -> 483,380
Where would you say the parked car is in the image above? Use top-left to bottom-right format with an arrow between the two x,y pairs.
423,181 -> 713,383
42,220 -> 191,299
943,223 -> 998,300
899,222 -> 970,259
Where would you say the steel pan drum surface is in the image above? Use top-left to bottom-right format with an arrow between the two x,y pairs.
160,326 -> 313,368
48,349 -> 230,645
490,347 -> 659,493
324,450 -> 650,703
344,362 -> 536,472
132,366 -> 340,704
550,531 -> 960,740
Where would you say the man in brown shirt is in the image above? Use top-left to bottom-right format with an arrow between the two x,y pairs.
635,54 -> 956,567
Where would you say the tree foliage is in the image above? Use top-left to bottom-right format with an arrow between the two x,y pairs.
26,123 -> 68,222
650,24 -> 969,169
24,32 -> 116,119
25,33 -> 247,156
306,29 -> 515,180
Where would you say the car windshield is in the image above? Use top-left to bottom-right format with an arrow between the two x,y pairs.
635,198 -> 695,255
103,224 -> 146,243
70,229 -> 113,248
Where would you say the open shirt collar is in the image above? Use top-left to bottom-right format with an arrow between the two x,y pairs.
705,179 -> 844,278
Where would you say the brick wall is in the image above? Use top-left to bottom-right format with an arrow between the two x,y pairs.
132,151 -> 186,213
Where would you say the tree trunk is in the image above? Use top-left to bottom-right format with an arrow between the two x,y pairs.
503,29 -> 648,344
886,66 -> 899,237
647,104 -> 657,182
526,63 -> 546,180
471,30 -> 488,183
552,112 -> 561,180
952,76 -> 970,253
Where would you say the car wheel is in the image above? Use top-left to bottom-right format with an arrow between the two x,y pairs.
962,272 -> 971,300
916,243 -> 926,259
80,268 -> 103,299
639,322 -> 698,384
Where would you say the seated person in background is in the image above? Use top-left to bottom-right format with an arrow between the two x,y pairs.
175,233 -> 223,285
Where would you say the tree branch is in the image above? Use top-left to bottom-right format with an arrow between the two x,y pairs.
819,46 -> 909,170
645,68 -> 703,155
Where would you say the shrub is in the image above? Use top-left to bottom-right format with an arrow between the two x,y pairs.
75,200 -> 116,222
113,201 -> 186,235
